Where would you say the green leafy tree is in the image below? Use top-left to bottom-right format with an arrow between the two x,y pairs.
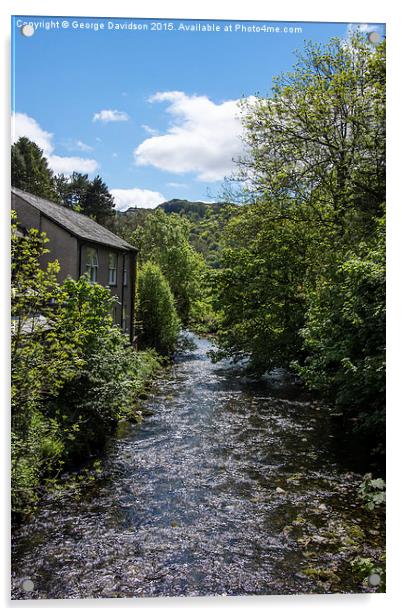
214,35 -> 385,439
11,211 -> 83,512
189,203 -> 237,269
55,173 -> 117,224
11,212 -> 82,425
137,262 -> 181,355
294,217 -> 385,436
213,198 -> 311,372
237,36 -> 385,234
47,278 -> 157,462
113,207 -> 151,242
11,137 -> 58,200
131,209 -> 207,325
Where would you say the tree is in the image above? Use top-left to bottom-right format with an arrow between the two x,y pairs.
55,172 -> 90,211
55,173 -> 117,225
213,35 -> 385,438
81,175 -> 116,225
213,198 -> 311,372
137,262 -> 181,355
131,209 -> 207,325
11,140 -> 117,226
11,137 -> 58,200
11,211 -> 82,512
237,36 -> 385,236
294,216 -> 385,437
11,212 -> 81,426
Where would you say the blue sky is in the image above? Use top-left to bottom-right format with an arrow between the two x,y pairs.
11,16 -> 385,209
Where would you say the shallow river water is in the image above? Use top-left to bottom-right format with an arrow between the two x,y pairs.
11,336 -> 384,599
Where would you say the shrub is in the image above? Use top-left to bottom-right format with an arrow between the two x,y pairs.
294,218 -> 385,436
11,212 -> 161,516
137,262 -> 181,355
131,209 -> 207,325
52,331 -> 161,463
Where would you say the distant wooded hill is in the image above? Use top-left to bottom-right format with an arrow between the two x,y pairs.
114,198 -> 236,268
157,199 -> 224,219
119,198 -> 224,220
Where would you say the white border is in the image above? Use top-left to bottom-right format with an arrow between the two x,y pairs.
1,1 -> 401,615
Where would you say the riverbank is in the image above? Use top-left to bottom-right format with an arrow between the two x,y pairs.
12,347 -> 162,523
11,336 -> 385,598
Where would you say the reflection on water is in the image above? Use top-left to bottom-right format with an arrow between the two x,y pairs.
11,336 -> 384,598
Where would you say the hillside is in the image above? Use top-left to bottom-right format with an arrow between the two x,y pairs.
157,199 -> 224,220
114,198 -> 235,267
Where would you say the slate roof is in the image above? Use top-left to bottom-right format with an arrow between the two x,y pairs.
12,187 -> 137,252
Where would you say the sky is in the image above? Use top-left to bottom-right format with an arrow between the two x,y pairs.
11,16 -> 385,210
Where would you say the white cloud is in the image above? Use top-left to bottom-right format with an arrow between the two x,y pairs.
347,23 -> 380,34
49,155 -> 98,175
12,112 -> 53,156
75,140 -> 93,152
12,112 -> 98,175
346,23 -> 384,41
110,188 -> 166,211
93,109 -> 130,123
62,139 -> 94,152
134,91 -> 248,182
142,124 -> 159,136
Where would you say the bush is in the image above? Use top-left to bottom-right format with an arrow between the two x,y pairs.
137,262 -> 181,356
11,212 -> 161,516
294,218 -> 385,437
131,209 -> 207,325
51,332 -> 161,463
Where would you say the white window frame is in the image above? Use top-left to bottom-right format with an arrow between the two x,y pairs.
108,252 -> 117,286
85,247 -> 98,282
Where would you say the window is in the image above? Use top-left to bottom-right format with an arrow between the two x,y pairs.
123,261 -> 128,286
122,304 -> 128,333
85,247 -> 98,282
108,253 -> 117,285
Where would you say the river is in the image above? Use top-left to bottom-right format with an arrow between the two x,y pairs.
11,336 -> 384,599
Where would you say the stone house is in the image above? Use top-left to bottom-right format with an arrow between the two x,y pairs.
12,187 -> 138,343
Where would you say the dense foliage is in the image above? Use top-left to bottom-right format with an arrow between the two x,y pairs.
56,173 -> 116,225
212,198 -> 311,371
136,262 -> 181,356
114,206 -> 151,242
12,137 -> 58,201
213,36 -> 385,441
11,213 -> 160,516
294,218 -> 385,434
158,199 -> 223,221
131,209 -> 214,329
116,200 -> 235,270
